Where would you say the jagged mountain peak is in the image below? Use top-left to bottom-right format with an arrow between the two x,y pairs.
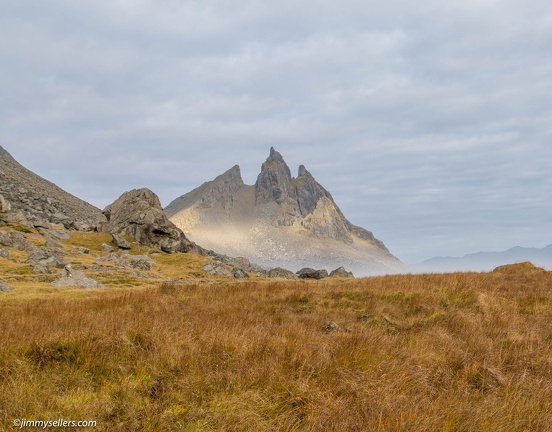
255,147 -> 292,205
166,148 -> 403,275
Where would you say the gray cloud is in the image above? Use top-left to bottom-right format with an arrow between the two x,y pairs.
2,0 -> 551,263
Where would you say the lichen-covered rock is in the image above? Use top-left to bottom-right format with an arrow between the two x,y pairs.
103,188 -> 199,254
0,281 -> 10,292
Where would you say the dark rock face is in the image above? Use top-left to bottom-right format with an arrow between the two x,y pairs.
103,188 -> 198,254
296,268 -> 329,280
0,146 -> 105,230
255,147 -> 292,205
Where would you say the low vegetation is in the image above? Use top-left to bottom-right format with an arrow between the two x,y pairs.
1,259 -> 551,431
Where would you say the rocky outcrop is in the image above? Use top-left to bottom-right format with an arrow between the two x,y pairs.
0,145 -> 105,230
103,188 -> 199,254
330,266 -> 355,278
0,230 -> 37,253
255,147 -> 292,205
52,265 -> 106,289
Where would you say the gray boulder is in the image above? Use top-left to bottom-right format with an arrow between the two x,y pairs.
0,230 -> 37,253
52,265 -> 106,289
296,268 -> 329,280
202,261 -> 234,277
122,253 -> 155,271
232,267 -> 249,279
103,188 -> 199,254
112,233 -> 132,250
0,194 -> 11,213
330,266 -> 354,278
45,237 -> 66,249
101,243 -> 115,253
268,267 -> 297,279
0,281 -> 10,292
0,248 -> 9,259
27,248 -> 67,274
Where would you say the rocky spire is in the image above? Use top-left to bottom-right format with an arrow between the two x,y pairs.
255,147 -> 292,205
288,164 -> 332,217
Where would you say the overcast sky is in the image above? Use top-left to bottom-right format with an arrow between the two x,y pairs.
2,0 -> 551,264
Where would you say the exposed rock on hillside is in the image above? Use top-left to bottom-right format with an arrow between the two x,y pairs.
52,265 -> 106,289
330,266 -> 355,278
0,145 -> 105,230
167,148 -> 403,275
103,188 -> 199,254
0,281 -> 10,293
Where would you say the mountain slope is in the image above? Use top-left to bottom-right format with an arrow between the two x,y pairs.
0,145 -> 105,229
166,148 -> 403,275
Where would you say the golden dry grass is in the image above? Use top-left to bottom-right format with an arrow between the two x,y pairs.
0,261 -> 551,431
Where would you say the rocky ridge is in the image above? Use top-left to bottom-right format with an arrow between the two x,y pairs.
0,145 -> 105,230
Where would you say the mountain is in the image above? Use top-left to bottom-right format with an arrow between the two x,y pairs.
0,145 -> 105,230
166,148 -> 403,275
417,244 -> 552,273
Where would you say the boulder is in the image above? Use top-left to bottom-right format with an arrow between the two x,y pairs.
330,266 -> 354,278
0,230 -> 37,253
0,194 -> 11,213
112,233 -> 132,250
202,261 -> 234,277
296,268 -> 329,280
268,267 -> 297,279
232,267 -> 249,279
27,248 -> 67,274
101,243 -> 115,253
0,248 -> 9,259
122,253 -> 155,271
45,237 -> 66,250
0,281 -> 10,292
51,265 -> 106,289
103,188 -> 199,254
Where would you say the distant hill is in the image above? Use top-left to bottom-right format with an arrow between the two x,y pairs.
166,148 -> 403,275
416,244 -> 552,273
0,145 -> 104,230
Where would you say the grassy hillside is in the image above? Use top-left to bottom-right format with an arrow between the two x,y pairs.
1,250 -> 551,430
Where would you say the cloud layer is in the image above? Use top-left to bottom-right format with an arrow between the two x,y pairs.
2,0 -> 551,263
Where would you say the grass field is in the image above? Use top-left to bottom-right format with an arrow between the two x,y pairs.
1,245 -> 551,431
